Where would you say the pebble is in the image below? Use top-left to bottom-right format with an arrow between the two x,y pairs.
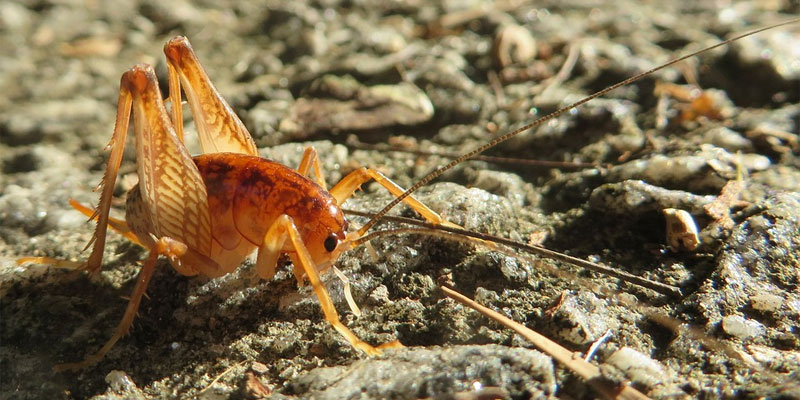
104,370 -> 144,398
547,291 -> 615,346
749,293 -> 783,313
606,347 -> 670,389
589,180 -> 715,215
607,146 -> 771,192
702,126 -> 753,152
722,315 -> 765,340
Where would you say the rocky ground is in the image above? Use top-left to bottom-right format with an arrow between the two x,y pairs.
1,1 -> 799,399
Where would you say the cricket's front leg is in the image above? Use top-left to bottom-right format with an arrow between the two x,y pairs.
256,215 -> 403,356
330,167 -> 463,234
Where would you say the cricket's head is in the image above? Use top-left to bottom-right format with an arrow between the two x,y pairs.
302,198 -> 350,273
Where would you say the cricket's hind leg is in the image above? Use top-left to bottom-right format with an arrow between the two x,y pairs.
52,237 -> 183,371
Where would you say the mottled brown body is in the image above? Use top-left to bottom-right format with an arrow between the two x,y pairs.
126,153 -> 347,277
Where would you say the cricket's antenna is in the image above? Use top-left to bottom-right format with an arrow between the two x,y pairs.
357,18 -> 799,236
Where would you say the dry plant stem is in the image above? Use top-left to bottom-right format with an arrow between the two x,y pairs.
441,285 -> 651,400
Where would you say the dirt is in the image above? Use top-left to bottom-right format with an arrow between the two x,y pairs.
1,1 -> 798,399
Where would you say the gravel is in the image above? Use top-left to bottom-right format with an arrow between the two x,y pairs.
1,1 -> 798,399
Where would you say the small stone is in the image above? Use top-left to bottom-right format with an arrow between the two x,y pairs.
606,347 -> 669,389
368,284 -> 392,306
280,75 -> 434,138
750,293 -> 783,313
104,370 -> 144,397
722,315 -> 765,339
546,291 -> 615,346
467,169 -> 536,208
663,208 -> 700,252
0,2 -> 32,30
589,180 -> 715,215
606,146 -> 771,192
703,126 -> 752,152
251,362 -> 269,375
50,209 -> 87,230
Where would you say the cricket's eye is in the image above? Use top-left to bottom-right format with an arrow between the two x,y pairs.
324,234 -> 338,252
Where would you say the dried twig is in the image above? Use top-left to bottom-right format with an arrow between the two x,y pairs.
441,285 -> 651,400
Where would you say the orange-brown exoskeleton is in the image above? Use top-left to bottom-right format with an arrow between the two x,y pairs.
21,37 -> 459,371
